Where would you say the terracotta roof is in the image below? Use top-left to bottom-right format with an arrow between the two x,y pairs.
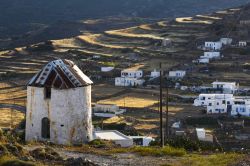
28,59 -> 93,89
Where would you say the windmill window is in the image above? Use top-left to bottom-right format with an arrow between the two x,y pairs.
44,87 -> 51,99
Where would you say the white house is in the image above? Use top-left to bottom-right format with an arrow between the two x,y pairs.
205,41 -> 222,50
121,69 -> 143,78
196,128 -> 213,142
239,41 -> 247,47
212,81 -> 238,94
115,69 -> 145,87
206,98 -> 231,114
129,136 -> 154,146
93,55 -> 100,59
231,99 -> 250,117
169,70 -> 186,78
150,69 -> 160,78
94,130 -> 133,147
93,104 -> 126,118
196,128 -> 206,140
101,67 -> 114,72
115,77 -> 145,87
220,38 -> 232,45
201,52 -> 221,59
25,59 -> 93,145
162,38 -> 172,47
193,94 -> 234,107
198,58 -> 209,64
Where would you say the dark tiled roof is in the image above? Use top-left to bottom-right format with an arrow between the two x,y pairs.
28,59 -> 93,89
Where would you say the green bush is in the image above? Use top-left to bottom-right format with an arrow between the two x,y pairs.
165,137 -> 221,152
181,153 -> 243,166
0,155 -> 34,166
131,146 -> 186,157
88,139 -> 106,148
185,117 -> 218,127
0,144 -> 9,155
30,147 -> 61,161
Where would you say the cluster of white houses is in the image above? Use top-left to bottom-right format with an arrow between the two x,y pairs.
195,38 -> 229,64
195,38 -> 248,64
194,81 -> 250,117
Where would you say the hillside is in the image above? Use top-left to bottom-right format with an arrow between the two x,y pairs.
0,0 -> 250,41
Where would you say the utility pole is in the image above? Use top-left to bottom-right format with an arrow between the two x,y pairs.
165,82 -> 169,140
159,63 -> 164,147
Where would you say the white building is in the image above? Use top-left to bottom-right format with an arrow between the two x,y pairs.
150,69 -> 160,78
115,77 -> 145,87
115,69 -> 145,87
101,67 -> 114,72
25,59 -> 93,145
94,130 -> 133,147
198,58 -> 209,64
121,69 -> 143,78
193,94 -> 234,107
93,104 -> 126,118
212,81 -> 238,94
196,128 -> 213,142
205,41 -> 222,50
196,128 -> 206,140
231,99 -> 250,117
239,41 -> 247,47
162,38 -> 172,47
129,136 -> 154,146
206,98 -> 232,114
169,70 -> 186,78
220,38 -> 233,45
201,52 -> 221,59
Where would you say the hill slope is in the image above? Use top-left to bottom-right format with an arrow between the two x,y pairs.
0,0 -> 250,40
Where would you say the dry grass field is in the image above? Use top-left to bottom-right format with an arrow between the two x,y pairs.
0,108 -> 24,128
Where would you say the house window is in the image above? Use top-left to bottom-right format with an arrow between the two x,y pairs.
209,103 -> 212,106
222,100 -> 226,104
41,117 -> 50,139
44,87 -> 51,99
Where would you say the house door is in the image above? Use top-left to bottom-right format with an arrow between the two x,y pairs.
41,117 -> 50,139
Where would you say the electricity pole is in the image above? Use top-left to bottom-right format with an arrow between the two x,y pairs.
165,82 -> 169,139
159,63 -> 164,147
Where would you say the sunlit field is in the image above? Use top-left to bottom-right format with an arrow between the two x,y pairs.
0,108 -> 24,128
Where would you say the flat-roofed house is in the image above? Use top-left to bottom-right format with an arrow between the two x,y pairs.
115,69 -> 145,87
205,41 -> 222,50
169,70 -> 186,78
212,81 -> 238,94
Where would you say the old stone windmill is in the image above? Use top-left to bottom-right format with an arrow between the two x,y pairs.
25,59 -> 93,145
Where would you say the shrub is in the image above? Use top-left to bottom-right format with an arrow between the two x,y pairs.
0,155 -> 35,166
0,144 -> 9,155
31,147 -> 61,161
185,117 -> 218,127
88,139 -> 106,148
181,153 -> 244,166
131,146 -> 186,157
165,137 -> 221,151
